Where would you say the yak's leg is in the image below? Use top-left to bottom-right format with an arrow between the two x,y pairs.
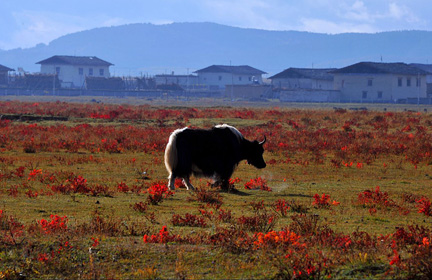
168,172 -> 176,190
182,176 -> 195,190
218,169 -> 234,191
219,178 -> 230,191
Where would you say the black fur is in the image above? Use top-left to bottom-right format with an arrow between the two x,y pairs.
166,125 -> 266,190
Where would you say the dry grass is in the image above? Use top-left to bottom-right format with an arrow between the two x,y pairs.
1,100 -> 432,278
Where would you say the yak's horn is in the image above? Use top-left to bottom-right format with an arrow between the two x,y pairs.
259,135 -> 266,145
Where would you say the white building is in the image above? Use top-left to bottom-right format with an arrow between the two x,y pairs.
194,65 -> 266,90
410,63 -> 432,96
36,56 -> 113,88
332,62 -> 428,103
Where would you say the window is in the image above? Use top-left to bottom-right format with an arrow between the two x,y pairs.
218,76 -> 222,81
239,77 -> 242,81
398,78 -> 403,87
367,79 -> 373,86
417,78 -> 421,87
362,91 -> 368,99
89,68 -> 93,76
55,67 -> 60,74
249,76 -> 252,81
78,68 -> 83,75
407,78 -> 411,87
99,69 -> 104,76
377,91 -> 383,99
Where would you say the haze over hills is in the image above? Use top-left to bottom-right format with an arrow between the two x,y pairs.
1,22 -> 432,77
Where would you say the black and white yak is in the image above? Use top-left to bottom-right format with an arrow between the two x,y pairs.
164,124 -> 266,190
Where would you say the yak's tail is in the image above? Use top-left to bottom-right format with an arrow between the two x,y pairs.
164,128 -> 186,175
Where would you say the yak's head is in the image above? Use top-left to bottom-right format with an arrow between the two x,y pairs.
246,136 -> 266,169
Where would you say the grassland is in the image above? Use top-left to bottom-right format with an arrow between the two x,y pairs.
1,99 -> 432,279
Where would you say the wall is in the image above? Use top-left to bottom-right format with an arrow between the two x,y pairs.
225,85 -> 272,99
198,72 -> 262,89
40,64 -> 110,88
279,89 -> 341,102
333,73 -> 427,102
272,78 -> 333,90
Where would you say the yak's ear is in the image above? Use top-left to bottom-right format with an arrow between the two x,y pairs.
259,135 -> 266,145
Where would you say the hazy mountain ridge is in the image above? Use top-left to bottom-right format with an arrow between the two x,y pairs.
1,22 -> 431,76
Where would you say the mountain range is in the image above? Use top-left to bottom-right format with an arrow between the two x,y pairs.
1,22 -> 432,77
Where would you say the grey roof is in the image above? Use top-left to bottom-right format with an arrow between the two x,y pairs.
36,55 -> 113,66
410,63 -> 432,73
0,64 -> 14,72
194,65 -> 266,75
331,62 -> 429,75
269,68 -> 336,80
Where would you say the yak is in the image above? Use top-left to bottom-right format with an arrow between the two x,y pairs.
164,124 -> 266,190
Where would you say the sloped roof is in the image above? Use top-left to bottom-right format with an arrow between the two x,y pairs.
331,62 -> 428,75
36,56 -> 113,66
0,64 -> 14,72
194,65 -> 266,75
410,63 -> 432,73
269,68 -> 336,80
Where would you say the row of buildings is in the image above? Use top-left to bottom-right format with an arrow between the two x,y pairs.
1,55 -> 432,103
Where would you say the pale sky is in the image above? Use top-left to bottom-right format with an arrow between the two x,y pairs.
1,0 -> 431,50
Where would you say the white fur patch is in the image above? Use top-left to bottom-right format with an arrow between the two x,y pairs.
215,124 -> 243,141
164,127 -> 188,173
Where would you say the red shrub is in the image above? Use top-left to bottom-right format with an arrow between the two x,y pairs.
28,169 -> 42,181
273,199 -> 290,217
312,193 -> 331,208
132,202 -> 148,213
238,201 -> 277,232
0,210 -> 25,245
89,184 -> 113,197
49,184 -> 73,194
8,185 -> 19,197
14,166 -> 25,178
357,186 -> 396,208
38,215 -> 68,234
146,182 -> 173,205
253,229 -> 303,250
417,198 -> 432,217
244,177 -> 271,191
117,182 -> 129,193
143,226 -> 180,244
209,227 -> 254,253
25,189 -> 39,198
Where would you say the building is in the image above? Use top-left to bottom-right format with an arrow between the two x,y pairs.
194,65 -> 266,90
36,56 -> 113,88
269,68 -> 335,90
410,64 -> 432,96
154,74 -> 198,90
331,62 -> 429,103
0,64 -> 14,86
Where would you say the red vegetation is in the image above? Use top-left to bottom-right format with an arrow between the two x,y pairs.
244,177 -> 272,191
146,182 -> 173,205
